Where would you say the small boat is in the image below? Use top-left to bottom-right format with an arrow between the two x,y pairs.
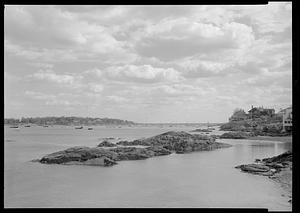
10,126 -> 19,128
25,125 -> 31,127
75,126 -> 83,129
88,127 -> 93,130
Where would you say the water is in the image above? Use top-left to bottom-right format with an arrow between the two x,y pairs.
4,126 -> 292,210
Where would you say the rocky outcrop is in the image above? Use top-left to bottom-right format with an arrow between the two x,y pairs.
38,131 -> 232,167
190,129 -> 212,132
220,131 -> 256,139
97,141 -> 117,147
235,151 -> 292,176
235,164 -> 276,176
39,146 -> 119,165
116,131 -> 231,154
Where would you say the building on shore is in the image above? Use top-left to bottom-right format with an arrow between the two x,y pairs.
277,107 -> 292,132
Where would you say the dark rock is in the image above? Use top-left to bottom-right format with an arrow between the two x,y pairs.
38,131 -> 232,167
236,151 -> 292,177
64,157 -> 117,166
108,147 -> 154,160
146,146 -> 172,156
237,164 -> 270,172
262,151 -> 292,164
220,131 -> 255,139
97,140 -> 117,147
39,146 -> 118,164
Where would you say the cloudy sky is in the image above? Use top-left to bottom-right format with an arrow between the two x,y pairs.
4,3 -> 292,123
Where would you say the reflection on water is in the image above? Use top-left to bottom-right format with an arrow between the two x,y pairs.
4,126 -> 292,210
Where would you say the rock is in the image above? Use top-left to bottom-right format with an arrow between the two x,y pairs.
97,140 -> 117,147
236,151 -> 292,178
38,131 -> 232,167
146,146 -> 172,156
265,163 -> 285,169
108,147 -> 154,160
132,131 -> 231,153
237,164 -> 270,173
220,131 -> 251,139
190,129 -> 212,132
39,146 -> 118,164
64,157 -> 117,166
262,151 -> 292,164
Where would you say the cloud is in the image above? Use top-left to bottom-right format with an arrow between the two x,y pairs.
4,6 -> 137,64
28,62 -> 54,69
106,95 -> 128,103
31,69 -> 76,84
25,90 -> 56,100
105,64 -> 182,83
134,18 -> 254,61
88,83 -> 104,93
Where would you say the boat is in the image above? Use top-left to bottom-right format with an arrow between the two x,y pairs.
75,126 -> 83,129
10,126 -> 19,128
24,125 -> 31,127
88,127 -> 93,130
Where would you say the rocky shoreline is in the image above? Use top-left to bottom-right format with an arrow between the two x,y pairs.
235,151 -> 292,204
36,131 -> 232,167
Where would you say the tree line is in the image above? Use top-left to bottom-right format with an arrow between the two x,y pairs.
4,116 -> 135,126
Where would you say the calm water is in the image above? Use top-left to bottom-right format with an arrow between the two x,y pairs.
4,126 -> 292,210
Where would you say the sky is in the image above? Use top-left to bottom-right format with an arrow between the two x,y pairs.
4,3 -> 292,123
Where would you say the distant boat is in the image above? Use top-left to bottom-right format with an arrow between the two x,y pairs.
88,127 -> 93,130
10,126 -> 19,128
24,125 -> 31,127
75,126 -> 83,129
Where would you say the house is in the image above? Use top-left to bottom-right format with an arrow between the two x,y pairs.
277,107 -> 292,132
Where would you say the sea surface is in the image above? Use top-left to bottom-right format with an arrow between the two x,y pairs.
4,125 -> 292,210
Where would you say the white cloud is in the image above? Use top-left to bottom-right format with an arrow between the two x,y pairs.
88,83 -> 104,93
105,64 -> 182,83
32,69 -> 75,84
134,18 -> 254,61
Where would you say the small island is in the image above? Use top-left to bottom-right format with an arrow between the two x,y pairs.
35,131 -> 232,167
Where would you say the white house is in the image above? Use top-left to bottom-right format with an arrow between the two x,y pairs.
278,107 -> 292,132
